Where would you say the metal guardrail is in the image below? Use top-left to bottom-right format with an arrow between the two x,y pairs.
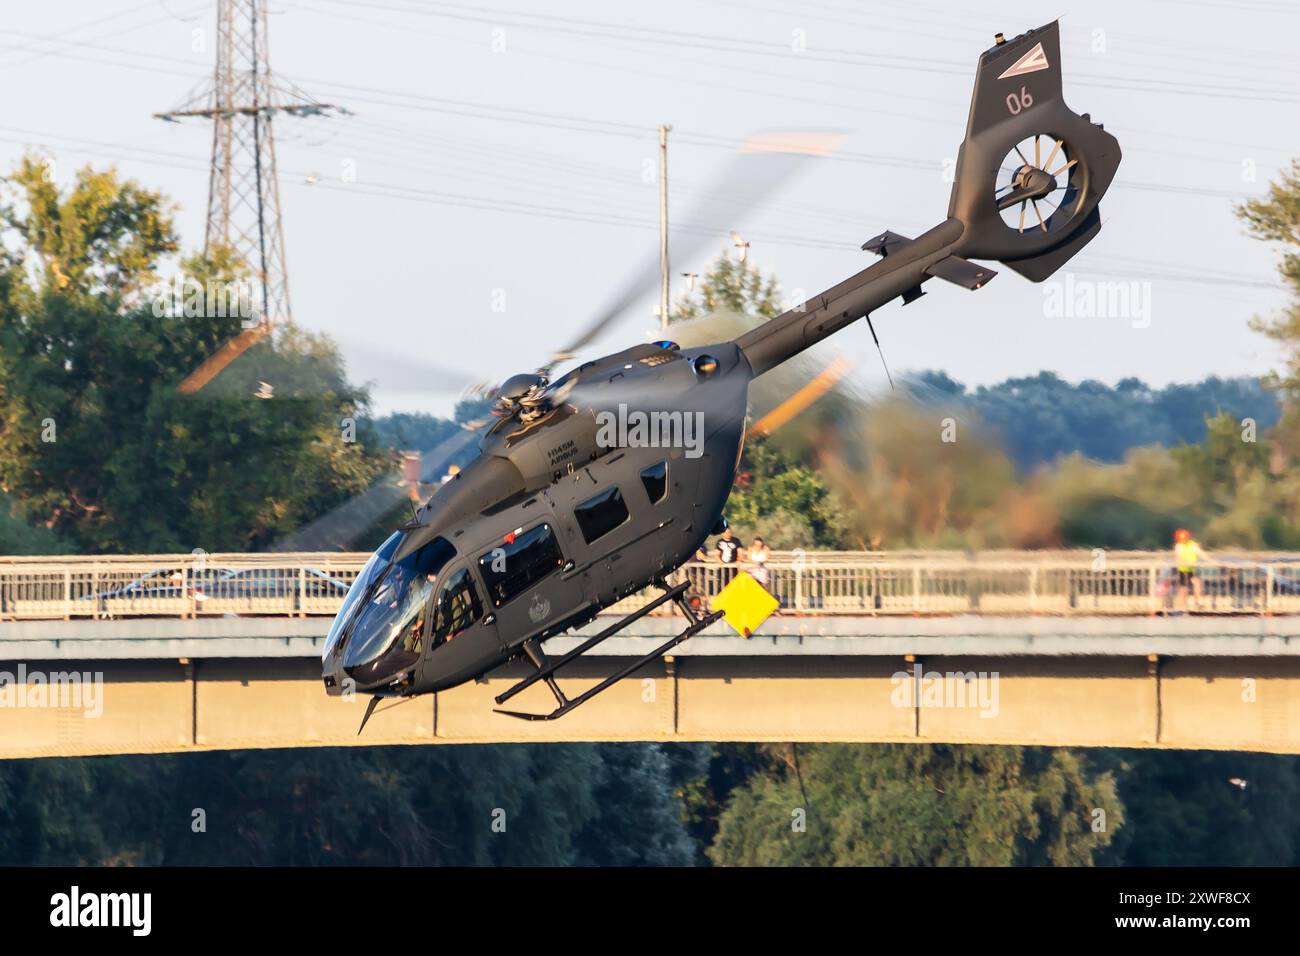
0,555 -> 367,621
2,552 -> 1300,621
652,560 -> 1300,618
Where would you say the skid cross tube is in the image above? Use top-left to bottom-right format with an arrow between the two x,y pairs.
493,580 -> 724,721
494,606 -> 724,721
494,580 -> 690,706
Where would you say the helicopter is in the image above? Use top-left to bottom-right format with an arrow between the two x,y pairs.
319,20 -> 1122,726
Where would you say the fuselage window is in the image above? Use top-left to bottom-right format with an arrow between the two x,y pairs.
640,461 -> 668,504
574,486 -> 630,544
433,568 -> 482,645
478,522 -> 565,608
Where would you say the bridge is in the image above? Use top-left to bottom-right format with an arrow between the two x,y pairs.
3,552 -> 1300,758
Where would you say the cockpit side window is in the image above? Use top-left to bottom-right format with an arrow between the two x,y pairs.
434,569 -> 482,645
574,486 -> 630,544
477,522 -> 565,608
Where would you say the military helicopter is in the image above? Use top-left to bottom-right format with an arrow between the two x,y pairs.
321,20 -> 1122,726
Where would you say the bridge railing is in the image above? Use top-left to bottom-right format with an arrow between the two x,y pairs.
2,553 -> 1299,620
649,560 -> 1300,617
0,556 -> 368,621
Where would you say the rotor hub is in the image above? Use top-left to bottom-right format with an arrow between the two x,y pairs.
1012,164 -> 1056,202
995,134 -> 1082,234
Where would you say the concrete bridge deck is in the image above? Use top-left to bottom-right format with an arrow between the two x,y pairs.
7,613 -> 1300,659
3,614 -> 1298,759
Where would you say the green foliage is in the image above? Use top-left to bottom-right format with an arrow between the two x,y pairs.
370,411 -> 461,453
671,250 -> 784,323
0,158 -> 386,552
3,155 -> 177,301
1111,750 -> 1300,866
1058,494 -> 1184,550
0,492 -> 70,554
1171,411 -> 1272,505
0,744 -> 697,866
9,743 -> 1300,867
571,744 -> 698,866
708,744 -> 1121,866
727,441 -> 846,548
736,393 -> 1297,552
820,399 -> 1020,549
912,370 -> 1280,473
1238,160 -> 1300,404
1036,414 -> 1300,551
672,744 -> 781,862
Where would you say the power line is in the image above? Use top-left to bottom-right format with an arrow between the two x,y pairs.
3,22 -> 1294,177
295,0 -> 1300,104
0,0 -> 164,69
2,122 -> 1282,294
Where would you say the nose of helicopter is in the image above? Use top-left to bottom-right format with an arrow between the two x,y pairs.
321,532 -> 455,694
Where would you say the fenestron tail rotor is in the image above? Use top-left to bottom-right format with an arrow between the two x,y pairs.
994,134 -> 1082,235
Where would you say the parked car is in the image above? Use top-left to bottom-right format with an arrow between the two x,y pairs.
85,565 -> 351,616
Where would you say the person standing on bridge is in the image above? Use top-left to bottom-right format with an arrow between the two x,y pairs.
1174,528 -> 1207,612
748,536 -> 771,587
714,527 -> 747,588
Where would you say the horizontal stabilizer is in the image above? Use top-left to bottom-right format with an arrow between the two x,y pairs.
861,230 -> 913,257
926,255 -> 998,290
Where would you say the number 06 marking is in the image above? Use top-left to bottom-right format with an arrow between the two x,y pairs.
1006,86 -> 1034,115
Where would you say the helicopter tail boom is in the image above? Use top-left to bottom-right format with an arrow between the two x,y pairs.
734,21 -> 1121,378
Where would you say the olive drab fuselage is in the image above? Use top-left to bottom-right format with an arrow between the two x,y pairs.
322,340 -> 750,698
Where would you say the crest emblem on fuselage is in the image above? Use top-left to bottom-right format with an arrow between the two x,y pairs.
528,592 -> 552,623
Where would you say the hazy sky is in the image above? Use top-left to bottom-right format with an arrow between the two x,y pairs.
4,0 -> 1299,415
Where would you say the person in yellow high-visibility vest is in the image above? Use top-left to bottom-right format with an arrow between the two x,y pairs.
1173,528 -> 1206,611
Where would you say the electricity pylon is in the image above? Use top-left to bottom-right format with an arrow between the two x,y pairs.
156,0 -> 340,393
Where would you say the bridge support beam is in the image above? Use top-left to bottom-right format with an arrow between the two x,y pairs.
0,654 -> 1298,758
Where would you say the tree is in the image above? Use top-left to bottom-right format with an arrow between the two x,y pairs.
727,441 -> 847,548
1238,159 -> 1300,432
1108,750 -> 1300,866
0,157 -> 385,551
672,249 -> 784,323
571,744 -> 698,866
818,399 -> 1019,549
917,371 -> 1280,473
0,491 -> 69,553
369,411 -> 461,455
0,744 -> 701,866
708,744 -> 1122,866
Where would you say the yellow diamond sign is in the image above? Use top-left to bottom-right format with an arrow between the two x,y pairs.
711,571 -> 779,637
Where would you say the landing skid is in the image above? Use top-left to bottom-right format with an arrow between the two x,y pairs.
493,580 -> 723,721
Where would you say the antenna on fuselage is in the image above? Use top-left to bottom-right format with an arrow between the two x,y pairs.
864,316 -> 895,391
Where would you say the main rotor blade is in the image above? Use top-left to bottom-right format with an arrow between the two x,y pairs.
270,429 -> 481,551
751,356 -> 856,438
176,323 -> 273,394
552,130 -> 841,363
338,340 -> 487,395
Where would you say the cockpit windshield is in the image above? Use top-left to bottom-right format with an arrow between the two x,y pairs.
322,531 -> 402,662
340,536 -> 456,676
